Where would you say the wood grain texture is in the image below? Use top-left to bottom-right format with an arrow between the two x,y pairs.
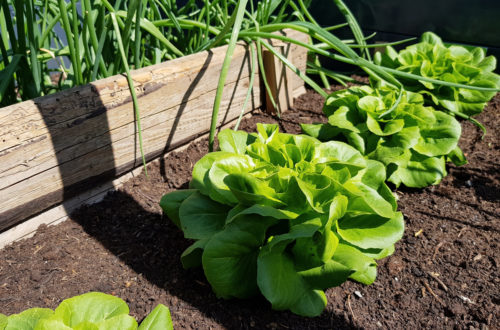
0,29 -> 308,231
263,30 -> 309,114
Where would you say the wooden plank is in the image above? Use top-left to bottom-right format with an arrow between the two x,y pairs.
1,78 -> 261,226
0,66 -> 260,230
0,44 -> 255,189
0,172 -> 132,250
263,30 -> 309,114
0,29 -> 307,232
0,111 -> 256,249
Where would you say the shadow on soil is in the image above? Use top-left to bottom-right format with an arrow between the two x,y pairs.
27,44 -> 355,327
451,165 -> 500,203
71,190 -> 359,329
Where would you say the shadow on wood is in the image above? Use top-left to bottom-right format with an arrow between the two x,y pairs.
0,29 -> 308,243
0,41 -> 262,233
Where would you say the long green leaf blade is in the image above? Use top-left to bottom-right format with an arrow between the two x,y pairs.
208,0 -> 249,151
110,12 -> 148,175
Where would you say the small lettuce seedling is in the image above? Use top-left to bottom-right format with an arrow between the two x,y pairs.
161,124 -> 404,317
301,86 -> 465,188
374,32 -> 500,118
0,292 -> 173,330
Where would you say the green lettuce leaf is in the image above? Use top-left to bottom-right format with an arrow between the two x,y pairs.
161,124 -> 403,316
202,215 -> 276,299
51,293 -> 133,328
257,245 -> 328,317
0,314 -> 6,329
160,189 -> 196,228
305,85 -> 464,187
178,191 -> 230,239
374,31 -> 500,117
1,294 -> 174,330
336,212 -> 404,250
138,304 -> 173,330
2,308 -> 53,329
28,292 -> 138,330
388,151 -> 447,188
181,239 -> 209,269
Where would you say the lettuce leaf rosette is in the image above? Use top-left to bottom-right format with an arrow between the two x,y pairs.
301,86 -> 465,188
0,292 -> 172,330
161,124 -> 403,317
374,32 -> 500,117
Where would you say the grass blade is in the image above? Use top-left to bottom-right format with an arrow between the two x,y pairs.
40,11 -> 62,47
1,1 -> 17,53
260,39 -> 328,98
242,12 -> 279,114
295,0 -> 329,88
70,0 -> 83,83
348,37 -> 417,48
0,54 -> 21,104
57,0 -> 80,84
110,12 -> 148,175
13,0 -> 38,99
120,0 -> 141,58
83,0 -> 108,78
234,41 -> 256,131
25,0 -> 41,95
333,0 -> 371,60
91,4 -> 111,81
115,10 -> 184,57
208,0 -> 249,151
205,1 -> 242,50
134,0 -> 144,68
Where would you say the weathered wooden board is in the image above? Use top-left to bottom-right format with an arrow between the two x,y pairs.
263,30 -> 309,114
0,29 -> 308,232
0,112 -> 256,249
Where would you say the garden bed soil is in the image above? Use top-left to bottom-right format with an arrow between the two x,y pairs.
0,87 -> 498,330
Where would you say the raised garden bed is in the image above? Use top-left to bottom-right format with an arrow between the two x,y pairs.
0,29 -> 308,243
0,85 -> 498,329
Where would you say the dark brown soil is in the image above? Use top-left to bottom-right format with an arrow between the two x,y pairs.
1,88 -> 498,330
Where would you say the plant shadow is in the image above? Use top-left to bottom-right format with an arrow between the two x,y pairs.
10,36 -> 357,328
71,188 -> 360,329
450,165 -> 500,203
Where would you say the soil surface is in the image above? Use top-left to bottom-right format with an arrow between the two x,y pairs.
1,87 -> 499,330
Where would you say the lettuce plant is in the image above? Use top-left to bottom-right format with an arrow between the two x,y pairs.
161,124 -> 404,317
0,292 -> 173,330
374,32 -> 500,118
301,86 -> 465,188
